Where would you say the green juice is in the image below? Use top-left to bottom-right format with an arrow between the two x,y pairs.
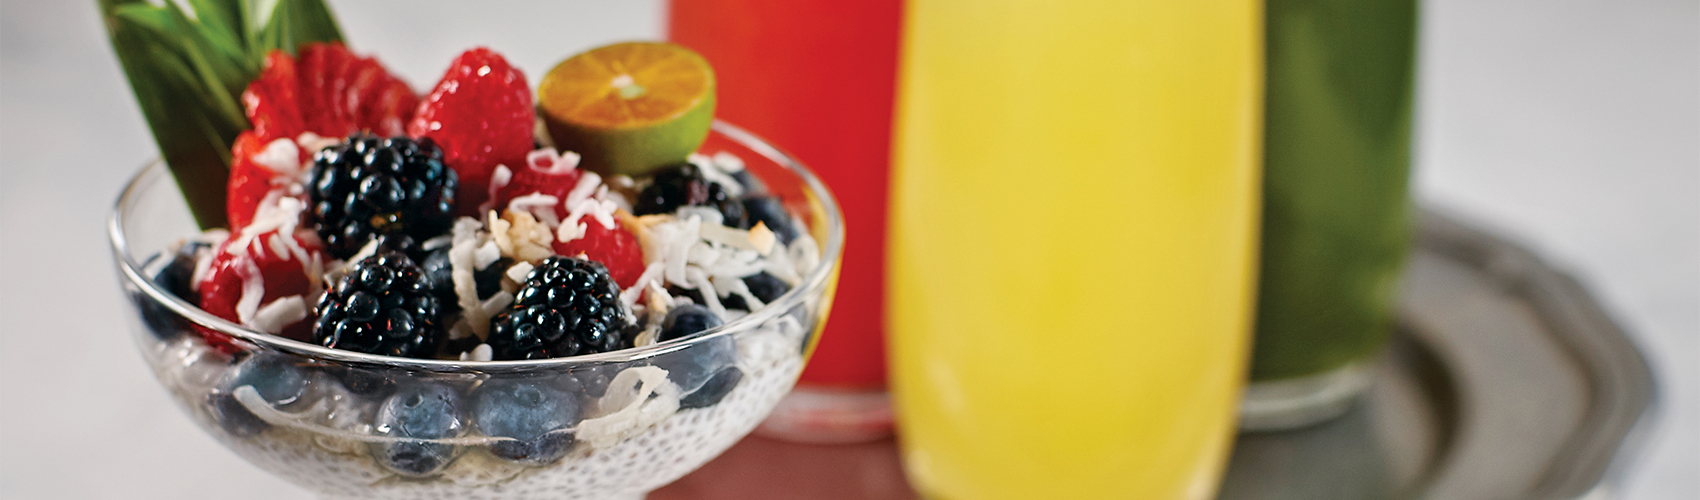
1252,0 -> 1418,381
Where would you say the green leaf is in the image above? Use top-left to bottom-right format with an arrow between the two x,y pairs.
98,0 -> 345,229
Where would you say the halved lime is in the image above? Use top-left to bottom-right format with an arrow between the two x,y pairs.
538,42 -> 716,176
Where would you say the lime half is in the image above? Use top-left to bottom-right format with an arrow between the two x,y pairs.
538,42 -> 716,176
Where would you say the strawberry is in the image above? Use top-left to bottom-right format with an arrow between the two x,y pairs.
555,216 -> 645,288
242,52 -> 304,144
197,222 -> 327,349
241,43 -> 416,144
226,131 -> 311,231
408,48 -> 535,217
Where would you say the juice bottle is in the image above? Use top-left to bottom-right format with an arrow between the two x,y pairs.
887,1 -> 1262,498
1241,0 -> 1418,431
668,0 -> 904,442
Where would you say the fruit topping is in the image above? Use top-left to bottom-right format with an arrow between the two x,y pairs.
632,162 -> 712,216
659,304 -> 722,342
312,251 -> 445,358
242,43 -> 417,144
538,42 -> 716,176
408,48 -> 534,217
554,215 -> 645,288
197,221 -> 325,347
742,195 -> 801,245
472,379 -> 580,465
226,131 -> 310,231
209,353 -> 311,436
372,383 -> 465,476
487,257 -> 630,360
306,134 -> 458,259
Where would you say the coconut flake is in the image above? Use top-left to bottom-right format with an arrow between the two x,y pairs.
420,234 -> 453,251
557,198 -> 618,243
525,147 -> 581,175
619,262 -> 666,310
563,171 -> 603,209
712,151 -> 746,173
449,217 -> 490,338
474,241 -> 502,270
234,258 -> 266,325
687,267 -> 725,318
254,138 -> 303,176
505,261 -> 535,284
295,132 -> 340,154
747,222 -> 777,255
249,295 -> 307,334
477,165 -> 515,214
459,344 -> 494,362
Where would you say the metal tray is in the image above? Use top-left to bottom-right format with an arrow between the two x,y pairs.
651,212 -> 1658,500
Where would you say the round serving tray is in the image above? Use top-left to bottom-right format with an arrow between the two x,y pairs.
650,210 -> 1658,500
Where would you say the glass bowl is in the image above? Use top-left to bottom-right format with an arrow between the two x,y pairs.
109,121 -> 844,500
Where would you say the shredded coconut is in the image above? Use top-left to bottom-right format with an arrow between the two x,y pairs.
473,241 -> 501,270
250,295 -> 308,334
254,138 -> 303,176
459,344 -> 494,362
505,261 -> 535,284
235,258 -> 266,325
477,165 -> 515,214
420,235 -> 453,251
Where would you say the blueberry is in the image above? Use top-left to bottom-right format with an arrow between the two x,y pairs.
743,272 -> 791,304
208,353 -> 310,436
729,169 -> 766,196
659,304 -> 723,342
473,379 -> 580,465
742,196 -> 799,245
679,367 -> 743,409
141,242 -> 209,341
371,384 -> 465,476
652,335 -> 738,396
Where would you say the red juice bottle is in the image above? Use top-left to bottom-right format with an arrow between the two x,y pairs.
669,0 -> 902,442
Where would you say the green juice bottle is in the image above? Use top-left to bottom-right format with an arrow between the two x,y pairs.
1243,0 -> 1419,430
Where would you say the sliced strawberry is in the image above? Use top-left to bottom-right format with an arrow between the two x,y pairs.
242,52 -> 304,144
241,43 -> 415,144
408,47 -> 535,217
555,217 -> 645,288
226,132 -> 274,230
197,224 -> 326,348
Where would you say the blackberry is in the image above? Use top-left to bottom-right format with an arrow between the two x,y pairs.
632,162 -> 712,216
313,251 -> 445,358
308,134 -> 458,259
487,257 -> 630,360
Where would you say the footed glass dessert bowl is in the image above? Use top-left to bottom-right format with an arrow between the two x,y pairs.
110,123 -> 844,500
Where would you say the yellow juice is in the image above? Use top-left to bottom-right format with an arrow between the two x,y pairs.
886,1 -> 1262,499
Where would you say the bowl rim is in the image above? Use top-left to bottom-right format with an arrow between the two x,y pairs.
109,120 -> 845,372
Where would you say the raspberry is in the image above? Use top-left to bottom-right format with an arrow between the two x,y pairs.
487,257 -> 630,360
306,134 -> 458,259
554,217 -> 645,288
313,251 -> 445,358
408,48 -> 535,217
491,154 -> 583,214
197,225 -> 326,349
241,43 -> 416,144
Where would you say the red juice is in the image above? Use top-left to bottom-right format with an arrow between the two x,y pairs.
669,0 -> 902,441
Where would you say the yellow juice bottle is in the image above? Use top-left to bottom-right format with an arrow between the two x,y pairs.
886,1 -> 1262,499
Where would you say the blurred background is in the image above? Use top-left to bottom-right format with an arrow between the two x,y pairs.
1,0 -> 1694,498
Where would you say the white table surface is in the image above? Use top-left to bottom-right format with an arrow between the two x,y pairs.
1,0 -> 1693,498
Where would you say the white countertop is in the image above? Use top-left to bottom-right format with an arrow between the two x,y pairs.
1,0 -> 1693,498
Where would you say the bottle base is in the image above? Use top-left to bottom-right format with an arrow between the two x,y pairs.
1239,361 -> 1375,432
756,386 -> 894,444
